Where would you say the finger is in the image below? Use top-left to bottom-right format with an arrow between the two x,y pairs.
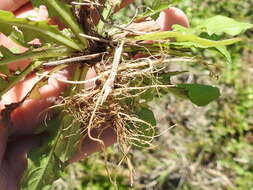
4,135 -> 41,183
1,66 -> 95,137
84,67 -> 97,90
69,127 -> 116,163
2,67 -> 73,136
0,124 -> 8,166
0,0 -> 29,12
133,7 -> 189,59
156,7 -> 190,31
0,2 -> 73,136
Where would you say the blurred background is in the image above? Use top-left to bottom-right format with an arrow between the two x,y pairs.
52,0 -> 253,189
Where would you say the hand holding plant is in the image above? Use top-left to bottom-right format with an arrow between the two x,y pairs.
0,1 -> 197,189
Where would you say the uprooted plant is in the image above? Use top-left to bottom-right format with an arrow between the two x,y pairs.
0,0 -> 252,189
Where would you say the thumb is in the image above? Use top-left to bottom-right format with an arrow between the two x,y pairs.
156,7 -> 190,31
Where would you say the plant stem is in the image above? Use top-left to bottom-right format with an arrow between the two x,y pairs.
43,52 -> 106,66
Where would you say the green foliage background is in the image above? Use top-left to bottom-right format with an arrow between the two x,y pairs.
51,0 -> 253,189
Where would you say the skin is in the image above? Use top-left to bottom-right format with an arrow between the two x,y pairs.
0,1 -> 189,189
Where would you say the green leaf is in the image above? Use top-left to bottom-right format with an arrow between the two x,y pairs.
22,153 -> 64,190
136,107 -> 156,126
97,1 -> 114,35
22,109 -> 82,190
0,65 -> 9,75
21,118 -> 65,190
177,84 -> 221,106
0,61 -> 43,99
32,0 -> 87,48
9,27 -> 27,47
0,46 -> 73,66
159,71 -> 188,85
0,10 -> 82,50
158,71 -> 190,99
130,107 -> 156,148
21,65 -> 85,189
0,77 -> 9,92
134,31 -> 242,48
55,115 -> 82,162
168,87 -> 188,99
172,24 -> 196,34
214,46 -> 232,63
196,15 -> 253,36
149,0 -> 170,20
173,16 -> 253,37
0,47 -> 11,75
171,25 -> 233,63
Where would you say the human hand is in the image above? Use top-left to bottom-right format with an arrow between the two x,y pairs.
0,1 -> 189,189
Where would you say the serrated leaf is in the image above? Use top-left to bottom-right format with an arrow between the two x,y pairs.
9,27 -> 27,47
0,45 -> 73,65
0,61 -> 43,99
21,118 -> 65,190
21,114 -> 79,190
31,0 -> 87,48
134,31 -> 242,48
22,67 -> 84,189
22,153 -> 64,190
196,15 -> 253,36
0,10 -> 83,50
177,84 -> 221,106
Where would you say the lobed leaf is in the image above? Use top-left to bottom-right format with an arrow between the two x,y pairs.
0,46 -> 73,66
21,119 -> 65,190
21,68 -> 84,189
0,61 -> 43,99
0,10 -> 82,50
32,0 -> 87,48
